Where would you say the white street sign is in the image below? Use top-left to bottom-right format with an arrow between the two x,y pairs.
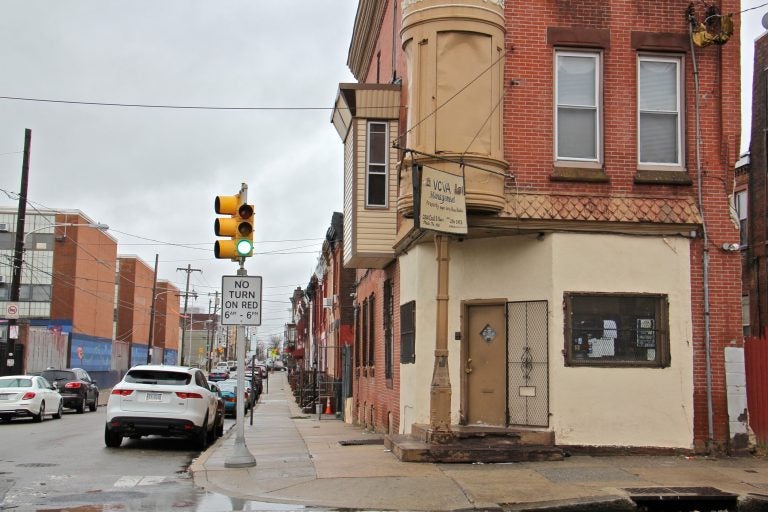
5,303 -> 19,320
221,275 -> 262,326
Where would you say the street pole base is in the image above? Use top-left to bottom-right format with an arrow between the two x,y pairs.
224,438 -> 256,468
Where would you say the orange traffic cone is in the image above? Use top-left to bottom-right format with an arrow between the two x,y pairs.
324,397 -> 332,415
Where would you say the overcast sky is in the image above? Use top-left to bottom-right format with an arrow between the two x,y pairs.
0,2 -> 766,345
0,1 -> 358,343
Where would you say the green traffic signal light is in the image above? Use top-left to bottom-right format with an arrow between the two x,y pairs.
236,238 -> 253,256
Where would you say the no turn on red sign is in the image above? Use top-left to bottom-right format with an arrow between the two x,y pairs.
221,275 -> 262,326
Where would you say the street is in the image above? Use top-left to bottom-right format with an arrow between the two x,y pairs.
0,406 -> 255,511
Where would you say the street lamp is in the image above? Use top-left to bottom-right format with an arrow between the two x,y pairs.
147,288 -> 181,365
22,222 -> 110,245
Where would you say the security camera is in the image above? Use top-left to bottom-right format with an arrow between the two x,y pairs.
721,242 -> 741,252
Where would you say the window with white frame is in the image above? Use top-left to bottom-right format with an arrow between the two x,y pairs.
555,51 -> 600,162
638,55 -> 682,167
735,190 -> 747,247
366,121 -> 388,207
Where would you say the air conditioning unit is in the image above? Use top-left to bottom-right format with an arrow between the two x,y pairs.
323,297 -> 333,308
0,223 -> 8,233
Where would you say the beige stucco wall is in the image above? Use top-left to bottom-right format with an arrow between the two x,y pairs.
399,232 -> 694,448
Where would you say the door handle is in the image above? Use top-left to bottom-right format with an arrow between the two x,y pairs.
465,358 -> 473,374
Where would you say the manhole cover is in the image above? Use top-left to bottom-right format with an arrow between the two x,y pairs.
17,463 -> 58,468
338,438 -> 384,446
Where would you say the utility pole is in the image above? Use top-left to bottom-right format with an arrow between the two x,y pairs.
146,254 -> 159,364
206,291 -> 219,372
6,129 -> 31,374
177,264 -> 201,366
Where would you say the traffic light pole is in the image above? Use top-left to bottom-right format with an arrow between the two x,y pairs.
224,257 -> 256,468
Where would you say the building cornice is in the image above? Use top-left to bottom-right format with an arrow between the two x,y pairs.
347,0 -> 388,82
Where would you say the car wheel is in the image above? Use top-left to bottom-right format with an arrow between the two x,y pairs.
76,396 -> 85,414
34,401 -> 45,422
196,417 -> 209,450
105,424 -> 122,448
52,400 -> 63,419
89,393 -> 98,412
215,416 -> 224,437
206,417 -> 216,445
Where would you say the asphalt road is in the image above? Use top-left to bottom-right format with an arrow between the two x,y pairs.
0,405 -> 239,511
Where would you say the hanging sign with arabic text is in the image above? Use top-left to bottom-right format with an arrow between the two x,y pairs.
414,165 -> 468,235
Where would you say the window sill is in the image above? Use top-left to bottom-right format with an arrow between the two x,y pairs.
634,169 -> 692,185
551,164 -> 609,183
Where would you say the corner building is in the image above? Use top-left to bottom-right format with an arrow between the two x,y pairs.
333,0 -> 742,453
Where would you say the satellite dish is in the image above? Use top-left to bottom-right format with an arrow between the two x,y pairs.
762,11 -> 768,30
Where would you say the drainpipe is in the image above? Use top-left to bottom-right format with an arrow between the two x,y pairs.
689,19 -> 714,452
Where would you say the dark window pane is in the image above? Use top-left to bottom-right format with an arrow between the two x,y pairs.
369,124 -> 387,164
400,301 -> 416,364
368,172 -> 386,206
565,293 -> 668,367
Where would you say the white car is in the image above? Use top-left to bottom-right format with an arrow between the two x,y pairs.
0,375 -> 64,422
105,365 -> 220,449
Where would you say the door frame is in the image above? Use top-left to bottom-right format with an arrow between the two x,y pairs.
459,299 -> 507,426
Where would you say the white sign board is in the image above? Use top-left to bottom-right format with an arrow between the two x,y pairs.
221,275 -> 262,326
5,303 -> 19,320
418,166 -> 467,235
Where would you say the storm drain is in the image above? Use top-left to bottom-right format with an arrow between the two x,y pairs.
624,486 -> 737,512
338,438 -> 384,446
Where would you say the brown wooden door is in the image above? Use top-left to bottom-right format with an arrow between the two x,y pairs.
465,303 -> 507,426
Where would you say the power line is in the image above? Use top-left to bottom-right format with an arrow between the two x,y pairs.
0,95 -> 396,111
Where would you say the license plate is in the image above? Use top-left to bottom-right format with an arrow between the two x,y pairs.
0,394 -> 10,400
145,392 -> 162,402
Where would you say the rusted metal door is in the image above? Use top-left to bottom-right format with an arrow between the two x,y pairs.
507,301 -> 549,427
465,303 -> 507,426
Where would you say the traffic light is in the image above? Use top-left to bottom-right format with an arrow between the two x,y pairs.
214,194 -> 254,259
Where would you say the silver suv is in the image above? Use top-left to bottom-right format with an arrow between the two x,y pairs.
105,365 -> 221,449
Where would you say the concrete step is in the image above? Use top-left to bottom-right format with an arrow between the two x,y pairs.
386,433 -> 564,463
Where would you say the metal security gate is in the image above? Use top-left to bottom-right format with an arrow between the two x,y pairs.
507,301 -> 549,427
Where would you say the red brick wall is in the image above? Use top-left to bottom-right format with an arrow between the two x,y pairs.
51,213 -> 117,340
116,257 -> 154,344
353,263 -> 400,434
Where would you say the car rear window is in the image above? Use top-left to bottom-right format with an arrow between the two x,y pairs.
124,370 -> 191,386
0,378 -> 32,388
41,370 -> 76,382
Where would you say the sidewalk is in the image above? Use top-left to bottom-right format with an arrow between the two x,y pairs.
191,373 -> 768,511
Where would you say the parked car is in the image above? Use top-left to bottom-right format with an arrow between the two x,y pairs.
215,361 -> 229,370
40,367 -> 99,413
207,368 -> 229,382
226,360 -> 237,372
208,383 -> 225,437
0,375 -> 63,422
273,360 -> 285,371
218,379 -> 252,416
105,364 -> 220,449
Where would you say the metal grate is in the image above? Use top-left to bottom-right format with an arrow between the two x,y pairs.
507,301 -> 549,427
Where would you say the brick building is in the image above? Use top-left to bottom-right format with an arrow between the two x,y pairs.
332,0 -> 743,455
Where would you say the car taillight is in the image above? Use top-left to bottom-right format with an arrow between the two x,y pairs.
111,389 -> 134,396
64,382 -> 82,389
175,392 -> 203,399
21,392 -> 35,400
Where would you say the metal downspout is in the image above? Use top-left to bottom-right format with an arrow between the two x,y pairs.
689,20 -> 715,452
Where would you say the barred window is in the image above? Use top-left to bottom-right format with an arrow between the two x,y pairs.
564,293 -> 669,367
